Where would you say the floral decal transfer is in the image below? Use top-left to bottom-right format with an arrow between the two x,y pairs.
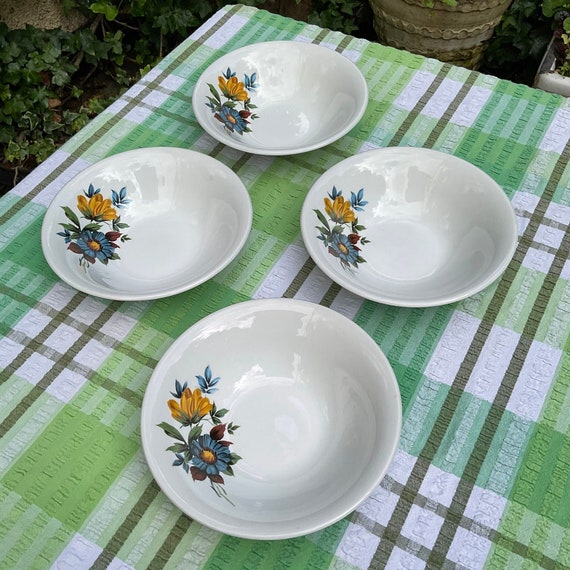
57,184 -> 131,268
206,67 -> 259,135
158,366 -> 241,504
314,186 -> 370,270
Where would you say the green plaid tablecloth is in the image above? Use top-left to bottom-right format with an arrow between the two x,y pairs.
2,4 -> 570,569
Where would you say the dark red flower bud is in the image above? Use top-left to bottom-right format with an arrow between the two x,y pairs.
210,423 -> 226,441
190,466 -> 207,481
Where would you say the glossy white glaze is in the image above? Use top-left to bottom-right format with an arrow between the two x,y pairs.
141,298 -> 402,539
41,147 -> 253,300
301,147 -> 518,307
192,41 -> 368,155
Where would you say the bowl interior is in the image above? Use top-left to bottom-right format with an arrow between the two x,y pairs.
192,41 -> 368,154
141,299 -> 401,539
41,147 -> 252,300
301,147 -> 518,307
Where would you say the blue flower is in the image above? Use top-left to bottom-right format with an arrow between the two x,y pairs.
222,67 -> 236,80
328,232 -> 360,268
214,105 -> 250,134
328,186 -> 342,200
173,453 -> 189,473
244,72 -> 258,91
70,229 -> 117,264
196,366 -> 220,394
171,379 -> 188,398
112,186 -> 130,209
190,434 -> 232,480
83,183 -> 101,198
350,188 -> 368,211
57,229 -> 72,243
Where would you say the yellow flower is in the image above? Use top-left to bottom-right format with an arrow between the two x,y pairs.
77,193 -> 117,221
168,388 -> 213,425
218,75 -> 248,101
324,196 -> 355,224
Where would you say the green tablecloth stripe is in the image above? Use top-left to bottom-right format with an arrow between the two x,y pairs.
3,406 -> 138,529
2,4 -> 570,568
429,265 -> 557,566
92,480 -> 162,568
368,137 -> 568,566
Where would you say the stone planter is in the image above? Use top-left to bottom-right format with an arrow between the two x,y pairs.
369,0 -> 513,69
534,38 -> 570,97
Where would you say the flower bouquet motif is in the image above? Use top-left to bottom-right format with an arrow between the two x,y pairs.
57,184 -> 131,268
158,366 -> 241,504
205,67 -> 259,135
314,186 -> 370,270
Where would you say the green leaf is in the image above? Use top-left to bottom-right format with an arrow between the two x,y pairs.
230,452 -> 242,464
187,424 -> 202,442
207,83 -> 221,102
314,209 -> 330,230
157,421 -> 185,442
59,222 -> 79,232
83,222 -> 102,231
166,443 -> 188,453
90,1 -> 119,21
62,206 -> 80,227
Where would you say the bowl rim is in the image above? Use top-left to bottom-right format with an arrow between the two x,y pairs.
300,146 -> 519,308
40,146 -> 253,301
191,40 -> 369,156
140,297 -> 402,540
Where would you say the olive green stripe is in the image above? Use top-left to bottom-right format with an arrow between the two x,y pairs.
369,112 -> 570,570
388,63 -> 453,148
336,34 -> 354,53
0,284 -> 156,404
427,215 -> 570,566
0,296 -> 125,438
0,4 -> 241,226
358,476 -> 561,570
320,281 -> 343,308
282,256 -> 316,298
424,70 -> 478,147
312,29 -> 330,45
0,289 -> 85,434
147,513 -> 193,569
90,480 -> 162,569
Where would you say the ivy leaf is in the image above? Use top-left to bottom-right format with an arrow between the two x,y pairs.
90,1 -> 119,21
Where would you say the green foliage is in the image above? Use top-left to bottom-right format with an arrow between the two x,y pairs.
0,0 -> 267,177
482,0 -> 551,79
0,22 -> 106,173
307,0 -> 363,35
543,0 -> 570,76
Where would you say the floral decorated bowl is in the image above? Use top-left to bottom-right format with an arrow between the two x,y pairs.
41,147 -> 252,300
140,298 -> 401,540
192,41 -> 368,155
300,147 -> 519,307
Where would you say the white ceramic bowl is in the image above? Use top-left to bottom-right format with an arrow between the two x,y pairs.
192,41 -> 368,155
41,147 -> 252,301
141,298 -> 401,540
301,147 -> 518,307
